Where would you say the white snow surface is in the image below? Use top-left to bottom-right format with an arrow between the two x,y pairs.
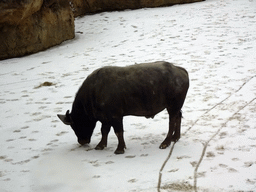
1,0 -> 256,191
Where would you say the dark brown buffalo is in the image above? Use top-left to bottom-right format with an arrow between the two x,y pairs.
57,61 -> 189,154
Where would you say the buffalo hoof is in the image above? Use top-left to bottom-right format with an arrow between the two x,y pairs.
114,148 -> 125,154
159,142 -> 170,149
78,139 -> 90,145
114,143 -> 126,154
95,144 -> 106,150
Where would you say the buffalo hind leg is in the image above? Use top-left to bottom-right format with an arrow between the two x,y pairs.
172,111 -> 182,142
95,123 -> 111,150
159,110 -> 181,149
112,118 -> 126,154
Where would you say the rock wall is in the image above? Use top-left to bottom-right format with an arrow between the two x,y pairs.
0,0 -> 75,60
0,0 -> 204,60
71,0 -> 205,17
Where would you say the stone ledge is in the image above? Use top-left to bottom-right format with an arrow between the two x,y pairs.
71,0 -> 205,17
0,0 -> 74,60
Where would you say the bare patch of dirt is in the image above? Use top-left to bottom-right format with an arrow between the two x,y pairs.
162,182 -> 193,191
34,82 -> 56,89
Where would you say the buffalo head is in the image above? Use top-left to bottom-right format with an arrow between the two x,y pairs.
57,110 -> 96,145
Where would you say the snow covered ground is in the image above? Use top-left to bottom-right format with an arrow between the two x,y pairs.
1,0 -> 256,191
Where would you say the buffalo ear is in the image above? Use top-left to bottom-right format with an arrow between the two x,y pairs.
57,110 -> 72,125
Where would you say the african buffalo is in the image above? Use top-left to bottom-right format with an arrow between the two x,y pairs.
57,61 -> 189,154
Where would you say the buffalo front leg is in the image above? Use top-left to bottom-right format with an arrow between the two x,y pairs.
112,118 -> 126,154
159,111 -> 181,149
95,123 -> 111,150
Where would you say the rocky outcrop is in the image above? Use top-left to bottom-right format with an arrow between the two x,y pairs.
0,0 -> 204,60
71,0 -> 205,17
0,0 -> 75,60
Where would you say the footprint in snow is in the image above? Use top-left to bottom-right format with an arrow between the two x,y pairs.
56,131 -> 68,136
105,161 -> 114,164
125,155 -> 136,158
128,178 -> 138,183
